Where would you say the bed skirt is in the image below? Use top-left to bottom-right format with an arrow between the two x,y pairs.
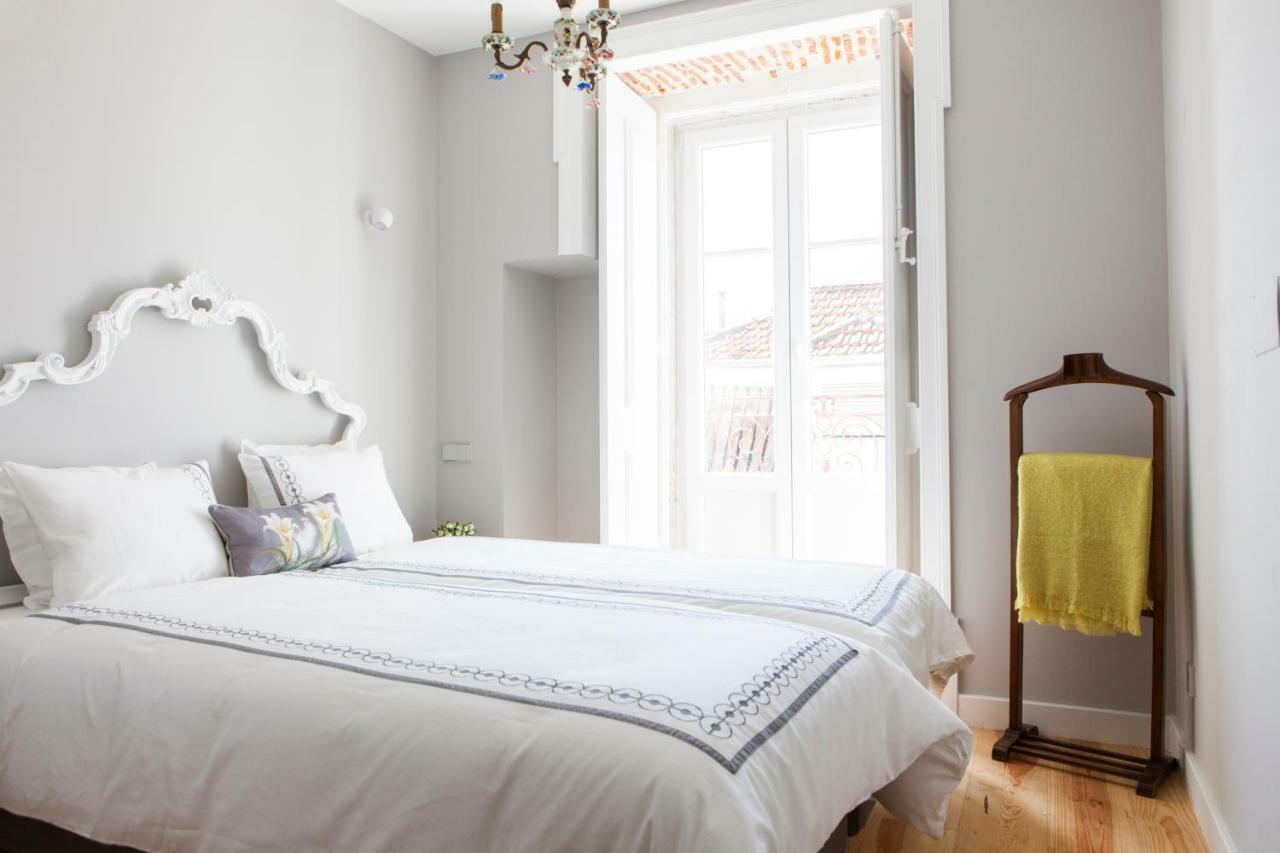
1,803 -> 876,853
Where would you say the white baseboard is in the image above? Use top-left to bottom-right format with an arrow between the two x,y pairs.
1165,714 -> 1185,761
1180,740 -> 1239,853
958,692 -> 1178,750
0,584 -> 25,608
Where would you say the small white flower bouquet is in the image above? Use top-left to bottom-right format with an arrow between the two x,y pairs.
434,520 -> 476,538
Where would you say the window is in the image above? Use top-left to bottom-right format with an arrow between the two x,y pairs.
678,105 -> 899,564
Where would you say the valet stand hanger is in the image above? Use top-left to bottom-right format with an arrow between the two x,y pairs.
991,353 -> 1177,797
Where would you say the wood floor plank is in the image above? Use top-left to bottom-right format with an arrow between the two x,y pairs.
1106,756 -> 1205,853
843,728 -> 1207,853
955,727 -> 1048,852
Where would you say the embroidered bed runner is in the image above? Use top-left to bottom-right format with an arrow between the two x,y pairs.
334,537 -> 909,626
36,571 -> 857,773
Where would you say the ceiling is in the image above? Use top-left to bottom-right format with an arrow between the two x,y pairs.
333,0 -> 690,57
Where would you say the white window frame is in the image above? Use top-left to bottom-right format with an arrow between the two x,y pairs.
604,0 -> 953,610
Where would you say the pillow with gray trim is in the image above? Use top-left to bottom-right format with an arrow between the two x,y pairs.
209,494 -> 355,577
236,443 -> 411,555
1,461 -> 222,607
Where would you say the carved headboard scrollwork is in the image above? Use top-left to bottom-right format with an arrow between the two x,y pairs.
0,271 -> 367,443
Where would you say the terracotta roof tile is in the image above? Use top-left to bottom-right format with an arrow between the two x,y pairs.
704,282 -> 884,361
619,22 -> 914,99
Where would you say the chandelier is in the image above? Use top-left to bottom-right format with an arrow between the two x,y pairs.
482,1 -> 621,107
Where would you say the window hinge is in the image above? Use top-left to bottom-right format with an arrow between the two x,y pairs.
896,226 -> 917,266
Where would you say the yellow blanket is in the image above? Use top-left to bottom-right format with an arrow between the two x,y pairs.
1015,452 -> 1152,637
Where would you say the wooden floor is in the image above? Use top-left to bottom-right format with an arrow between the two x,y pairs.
847,728 -> 1207,853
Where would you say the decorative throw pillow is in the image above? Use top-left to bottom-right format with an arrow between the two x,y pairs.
236,442 -> 412,555
209,494 -> 356,577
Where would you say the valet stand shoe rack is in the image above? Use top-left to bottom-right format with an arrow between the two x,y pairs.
991,353 -> 1178,798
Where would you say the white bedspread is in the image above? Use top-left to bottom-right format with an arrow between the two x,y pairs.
0,572 -> 971,853
337,538 -> 974,687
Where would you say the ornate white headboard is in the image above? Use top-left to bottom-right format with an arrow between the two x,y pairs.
0,271 -> 366,443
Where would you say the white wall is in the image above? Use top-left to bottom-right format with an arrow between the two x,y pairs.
1162,1 -> 1280,850
947,0 -> 1171,713
557,275 -> 602,543
435,44 -> 601,542
435,46 -> 559,538
502,268 -> 559,540
0,0 -> 439,587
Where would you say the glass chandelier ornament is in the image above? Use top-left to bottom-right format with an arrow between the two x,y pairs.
482,0 -> 620,107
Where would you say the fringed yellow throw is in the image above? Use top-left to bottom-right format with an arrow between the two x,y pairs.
1015,452 -> 1152,637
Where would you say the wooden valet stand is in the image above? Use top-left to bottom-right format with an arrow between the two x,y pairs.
991,353 -> 1178,798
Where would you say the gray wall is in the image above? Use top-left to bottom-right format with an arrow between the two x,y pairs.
946,0 -> 1170,711
435,46 -> 559,539
557,274 -> 602,544
1163,0 -> 1280,849
435,45 -> 601,542
494,270 -> 601,543
0,0 -> 439,586
502,267 -> 559,540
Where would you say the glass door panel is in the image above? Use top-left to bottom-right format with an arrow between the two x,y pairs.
679,106 -> 891,565
682,123 -> 791,558
790,112 -> 888,565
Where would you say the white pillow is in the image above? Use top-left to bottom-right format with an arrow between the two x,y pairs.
238,443 -> 411,555
2,461 -> 228,607
0,462 -> 159,609
238,439 -> 355,505
240,438 -> 356,456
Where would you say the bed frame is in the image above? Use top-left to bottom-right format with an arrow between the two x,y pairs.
0,803 -> 877,852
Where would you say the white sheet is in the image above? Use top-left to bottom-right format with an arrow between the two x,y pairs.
0,573 -> 971,853
338,538 -> 974,687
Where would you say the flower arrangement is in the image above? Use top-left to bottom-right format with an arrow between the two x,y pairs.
435,520 -> 476,538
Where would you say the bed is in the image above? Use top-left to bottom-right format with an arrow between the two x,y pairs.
339,536 -> 973,688
0,273 -> 973,852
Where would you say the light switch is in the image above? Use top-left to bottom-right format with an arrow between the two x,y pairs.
442,442 -> 473,463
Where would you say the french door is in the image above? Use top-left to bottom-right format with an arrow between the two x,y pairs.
677,102 -> 906,566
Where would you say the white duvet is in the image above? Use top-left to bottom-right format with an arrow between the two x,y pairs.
340,538 -> 975,687
0,570 -> 971,853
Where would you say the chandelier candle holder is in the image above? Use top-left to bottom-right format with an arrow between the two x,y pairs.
482,0 -> 620,107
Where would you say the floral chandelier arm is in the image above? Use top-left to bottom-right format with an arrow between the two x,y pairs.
491,39 -> 550,72
482,0 -> 620,100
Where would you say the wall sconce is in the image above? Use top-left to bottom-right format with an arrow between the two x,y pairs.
364,208 -> 395,232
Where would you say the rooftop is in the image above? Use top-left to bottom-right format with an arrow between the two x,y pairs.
704,282 -> 884,361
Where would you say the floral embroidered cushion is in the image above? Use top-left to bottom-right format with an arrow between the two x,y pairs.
208,494 -> 355,577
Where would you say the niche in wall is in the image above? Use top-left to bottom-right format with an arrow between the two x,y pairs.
501,265 -> 600,543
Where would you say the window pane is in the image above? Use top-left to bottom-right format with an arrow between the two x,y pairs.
807,125 -> 881,243
809,243 -> 883,288
807,276 -> 886,478
701,140 -> 773,252
702,252 -> 773,336
702,251 -> 775,474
